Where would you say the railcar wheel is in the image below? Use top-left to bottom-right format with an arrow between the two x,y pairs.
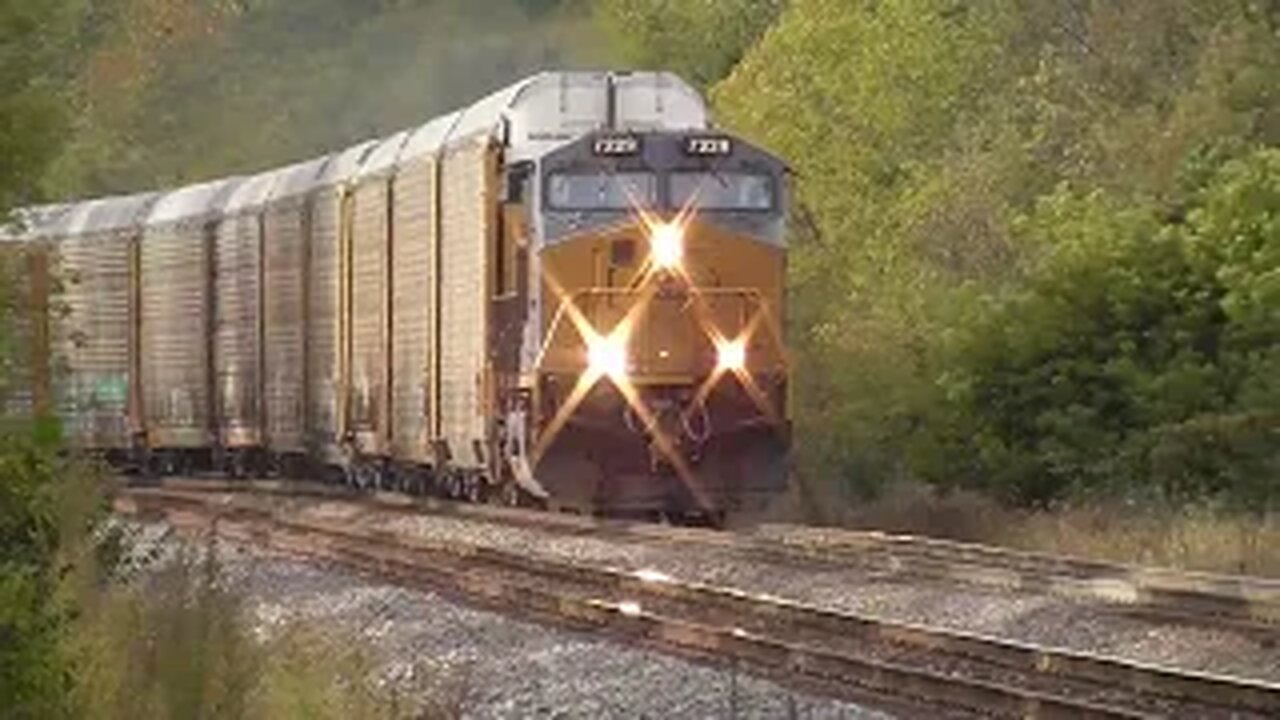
228,451 -> 249,480
494,481 -> 519,507
353,462 -> 375,491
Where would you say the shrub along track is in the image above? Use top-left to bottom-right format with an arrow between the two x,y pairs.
116,484 -> 1280,719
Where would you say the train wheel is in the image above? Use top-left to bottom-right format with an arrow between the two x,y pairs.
494,481 -> 519,507
143,453 -> 164,482
228,451 -> 248,480
352,462 -> 373,491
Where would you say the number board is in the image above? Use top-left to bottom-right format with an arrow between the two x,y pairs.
592,135 -> 641,156
684,136 -> 733,156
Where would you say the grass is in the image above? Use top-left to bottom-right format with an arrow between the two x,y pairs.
779,479 -> 1280,577
66,540 -> 468,720
23,451 -> 465,720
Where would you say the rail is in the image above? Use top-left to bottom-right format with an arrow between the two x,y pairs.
116,485 -> 1280,719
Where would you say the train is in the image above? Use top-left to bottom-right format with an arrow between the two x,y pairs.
2,71 -> 790,521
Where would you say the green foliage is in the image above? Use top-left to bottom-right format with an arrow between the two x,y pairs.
712,0 -> 1025,499
0,426 -> 101,720
595,0 -> 784,88
942,149 -> 1280,506
48,0 -> 607,196
0,0 -> 92,212
70,546 -> 459,719
701,0 -> 1280,508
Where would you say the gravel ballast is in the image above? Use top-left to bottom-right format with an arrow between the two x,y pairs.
266,496 -> 1280,684
147,525 -> 895,719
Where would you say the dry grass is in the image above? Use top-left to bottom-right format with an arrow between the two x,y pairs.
785,480 -> 1280,577
1004,503 -> 1280,576
66,544 -> 466,720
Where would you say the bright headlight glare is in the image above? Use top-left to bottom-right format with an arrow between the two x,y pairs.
588,333 -> 628,380
650,222 -> 684,270
716,338 -> 747,372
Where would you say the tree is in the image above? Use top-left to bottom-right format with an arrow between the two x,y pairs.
595,0 -> 784,88
0,0 -> 90,213
48,0 -> 608,197
705,0 -> 1280,505
941,149 -> 1280,506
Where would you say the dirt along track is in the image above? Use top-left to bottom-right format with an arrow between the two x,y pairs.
115,480 -> 1280,719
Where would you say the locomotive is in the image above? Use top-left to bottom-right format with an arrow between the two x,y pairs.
4,71 -> 790,520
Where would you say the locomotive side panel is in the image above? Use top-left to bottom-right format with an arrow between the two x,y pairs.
140,221 -> 214,448
214,212 -> 263,447
306,189 -> 344,462
57,231 -> 132,449
350,178 -> 391,454
390,158 -> 435,464
263,197 -> 308,453
437,140 -> 494,469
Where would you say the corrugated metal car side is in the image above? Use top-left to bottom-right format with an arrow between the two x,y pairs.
350,178 -> 391,454
437,139 -> 494,469
140,221 -> 214,448
306,188 -> 345,462
57,230 -> 132,448
390,157 -> 434,464
214,212 -> 263,446
263,196 -> 308,453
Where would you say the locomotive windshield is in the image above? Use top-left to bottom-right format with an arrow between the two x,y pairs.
547,171 -> 657,210
670,171 -> 774,211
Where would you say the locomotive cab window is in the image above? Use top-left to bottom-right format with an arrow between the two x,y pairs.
547,171 -> 656,210
670,171 -> 775,211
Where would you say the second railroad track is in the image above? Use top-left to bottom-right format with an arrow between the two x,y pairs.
117,485 -> 1280,719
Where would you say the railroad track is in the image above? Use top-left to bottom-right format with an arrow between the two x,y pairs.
116,485 -> 1280,719
139,476 -> 1280,637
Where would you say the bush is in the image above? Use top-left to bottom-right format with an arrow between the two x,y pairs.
69,541 -> 464,720
0,425 -> 96,720
936,149 -> 1280,507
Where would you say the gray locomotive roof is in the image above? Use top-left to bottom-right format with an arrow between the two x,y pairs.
611,71 -> 707,131
272,156 -> 331,200
148,177 -> 246,226
504,71 -> 707,160
396,71 -> 708,166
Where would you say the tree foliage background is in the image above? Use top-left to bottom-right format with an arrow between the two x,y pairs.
702,0 -> 1280,510
2,0 -> 1279,711
3,0 -> 1279,505
46,0 -> 608,195
4,0 -> 1279,511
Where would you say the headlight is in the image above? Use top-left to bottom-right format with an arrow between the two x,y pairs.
587,332 -> 629,381
716,338 -> 747,373
649,222 -> 684,270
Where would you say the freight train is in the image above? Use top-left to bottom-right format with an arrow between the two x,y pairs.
3,71 -> 790,521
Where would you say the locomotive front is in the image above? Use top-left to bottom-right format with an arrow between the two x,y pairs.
517,130 -> 789,520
